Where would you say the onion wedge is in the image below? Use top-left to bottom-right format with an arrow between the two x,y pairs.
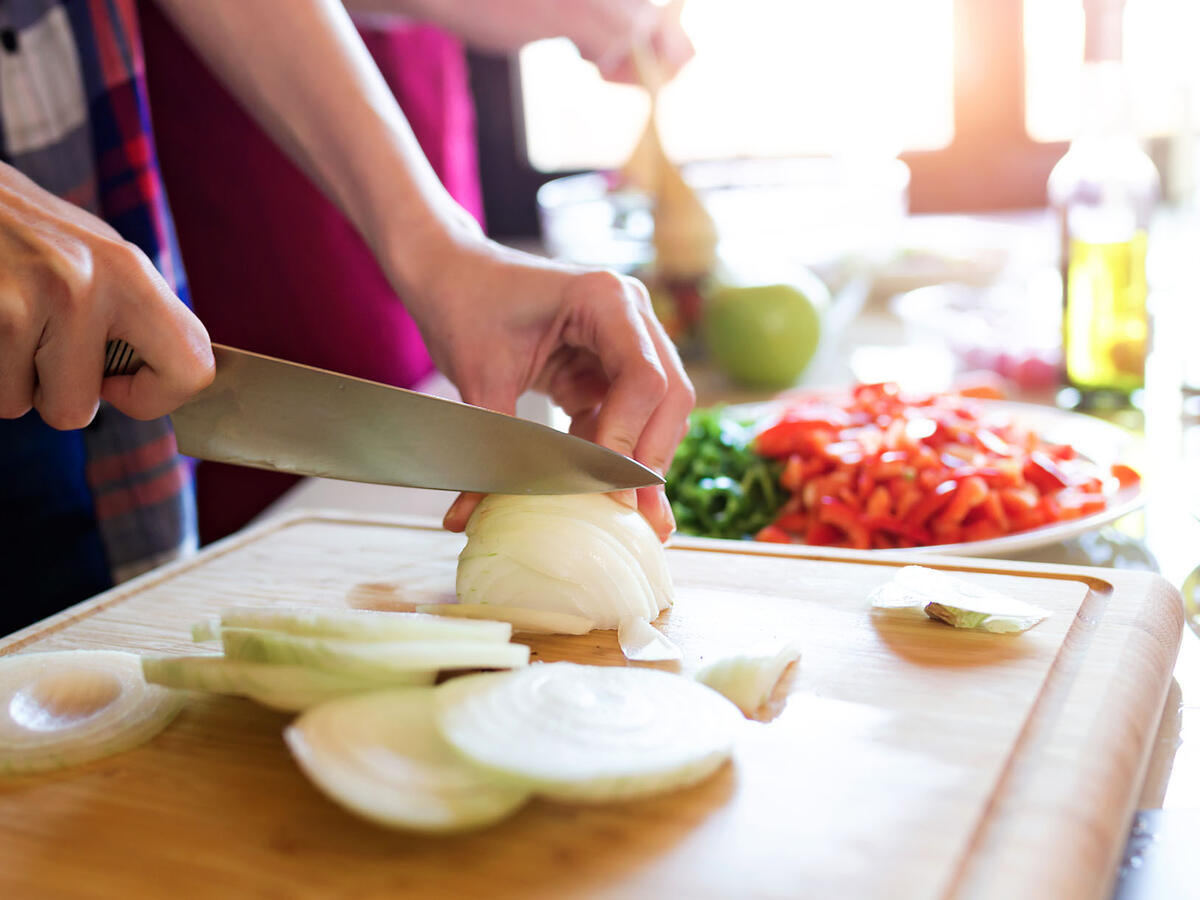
0,651 -> 182,775
434,662 -> 742,802
415,603 -> 594,635
140,656 -> 433,711
285,688 -> 529,832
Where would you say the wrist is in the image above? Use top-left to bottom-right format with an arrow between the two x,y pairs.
384,201 -> 483,290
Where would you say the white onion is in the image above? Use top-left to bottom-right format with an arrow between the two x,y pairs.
434,662 -> 742,802
285,688 -> 529,832
456,494 -> 673,631
0,651 -> 182,774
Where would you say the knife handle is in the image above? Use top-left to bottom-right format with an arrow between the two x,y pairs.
104,339 -> 144,377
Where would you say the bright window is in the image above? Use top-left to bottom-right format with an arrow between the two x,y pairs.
1024,0 -> 1200,142
519,0 -> 955,174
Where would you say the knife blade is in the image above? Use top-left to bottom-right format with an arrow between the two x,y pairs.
103,341 -> 663,494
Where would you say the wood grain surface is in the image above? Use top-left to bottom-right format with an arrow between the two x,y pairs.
0,513 -> 1183,900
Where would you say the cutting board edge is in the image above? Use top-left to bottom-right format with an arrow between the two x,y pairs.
946,569 -> 1183,900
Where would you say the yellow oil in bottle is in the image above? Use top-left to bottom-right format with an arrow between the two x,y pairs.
1062,230 -> 1148,398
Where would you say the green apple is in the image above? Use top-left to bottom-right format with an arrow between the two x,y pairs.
701,264 -> 828,389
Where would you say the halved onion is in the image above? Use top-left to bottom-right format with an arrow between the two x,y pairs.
0,651 -> 182,775
285,688 -> 530,832
415,603 -> 594,635
434,662 -> 742,802
456,494 -> 673,631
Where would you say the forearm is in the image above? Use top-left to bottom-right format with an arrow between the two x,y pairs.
339,0 -> 557,52
151,0 -> 479,294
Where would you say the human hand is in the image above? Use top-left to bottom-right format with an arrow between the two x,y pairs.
373,0 -> 694,83
399,238 -> 693,542
0,163 -> 214,429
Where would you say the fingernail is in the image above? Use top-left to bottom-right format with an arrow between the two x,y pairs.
443,493 -> 471,531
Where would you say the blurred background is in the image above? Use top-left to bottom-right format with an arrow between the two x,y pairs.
465,0 -> 1199,404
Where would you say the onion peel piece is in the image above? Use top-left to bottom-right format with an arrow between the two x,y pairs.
617,617 -> 682,662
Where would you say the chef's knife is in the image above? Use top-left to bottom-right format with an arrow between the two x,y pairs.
103,341 -> 663,495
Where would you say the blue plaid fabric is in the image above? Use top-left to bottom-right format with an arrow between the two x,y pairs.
0,0 -> 193,634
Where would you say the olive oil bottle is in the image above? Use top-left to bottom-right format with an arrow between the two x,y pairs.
1047,0 -> 1159,408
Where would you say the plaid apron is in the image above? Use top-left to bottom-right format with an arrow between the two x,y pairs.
0,0 -> 193,630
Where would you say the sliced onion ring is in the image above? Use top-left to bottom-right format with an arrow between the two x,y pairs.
0,650 -> 183,775
434,662 -> 742,802
285,688 -> 529,832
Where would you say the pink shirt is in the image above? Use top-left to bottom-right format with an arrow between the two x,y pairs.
141,5 -> 484,540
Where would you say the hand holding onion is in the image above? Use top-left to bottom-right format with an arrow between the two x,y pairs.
421,245 -> 695,543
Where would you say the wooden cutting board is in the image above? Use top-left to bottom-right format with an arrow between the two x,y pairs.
0,512 -> 1182,900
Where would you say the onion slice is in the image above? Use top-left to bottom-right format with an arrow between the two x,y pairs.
285,688 -> 529,832
215,606 -> 511,643
0,651 -> 182,775
140,656 -> 433,712
693,643 -> 800,717
220,629 -> 530,677
617,617 -> 682,662
434,662 -> 742,802
415,603 -> 594,635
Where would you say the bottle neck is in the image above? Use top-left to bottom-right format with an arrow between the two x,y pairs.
1076,60 -> 1132,141
1083,0 -> 1125,63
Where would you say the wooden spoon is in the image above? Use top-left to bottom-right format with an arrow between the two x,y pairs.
622,44 -> 717,281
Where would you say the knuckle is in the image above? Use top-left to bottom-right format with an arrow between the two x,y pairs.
635,359 -> 669,402
676,376 -> 697,411
0,302 -> 33,342
97,238 -> 161,296
578,268 -> 627,301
